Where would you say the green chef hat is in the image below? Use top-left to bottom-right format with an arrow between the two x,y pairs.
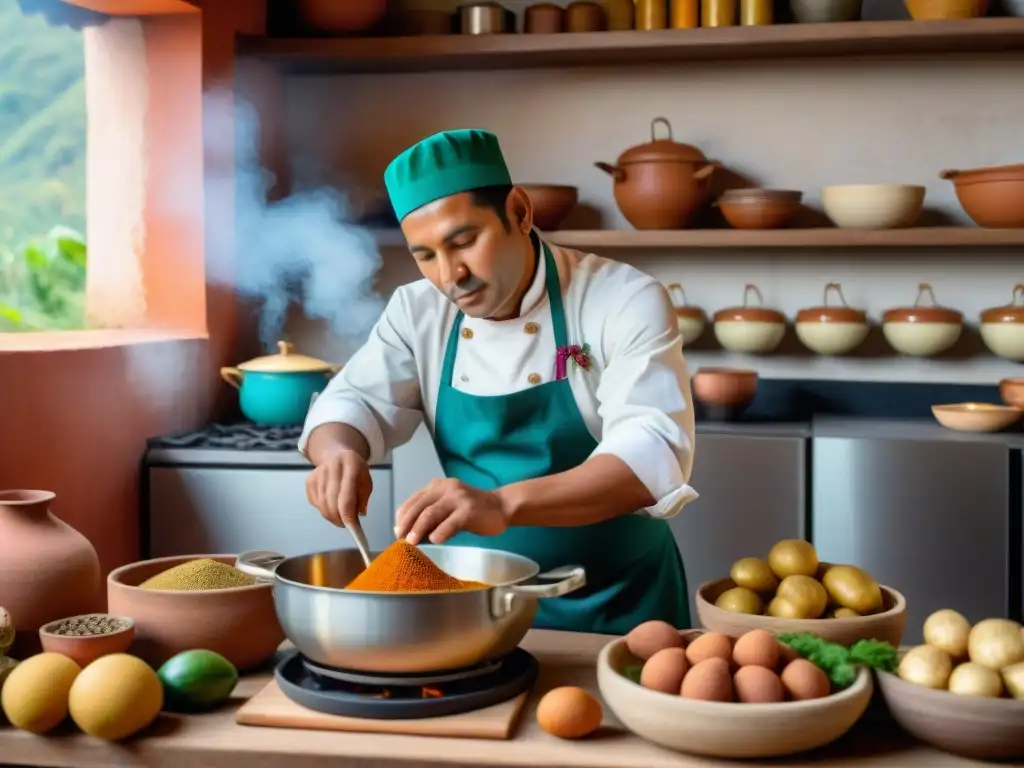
384,129 -> 512,222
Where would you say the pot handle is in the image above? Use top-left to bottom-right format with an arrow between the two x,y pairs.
939,169 -> 959,180
235,550 -> 285,581
491,565 -> 586,617
595,162 -> 626,182
220,367 -> 243,390
693,161 -> 719,181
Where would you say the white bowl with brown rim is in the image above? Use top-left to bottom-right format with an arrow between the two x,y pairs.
932,403 -> 1022,433
821,184 -> 926,229
980,284 -> 1024,361
795,283 -> 870,356
882,283 -> 963,357
666,282 -> 707,345
713,285 -> 787,354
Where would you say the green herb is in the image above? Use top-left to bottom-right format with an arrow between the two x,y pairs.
622,664 -> 643,685
778,632 -> 897,689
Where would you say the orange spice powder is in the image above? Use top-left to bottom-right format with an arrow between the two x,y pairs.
345,540 -> 488,593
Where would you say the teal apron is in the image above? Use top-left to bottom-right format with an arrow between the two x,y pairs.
433,243 -> 691,635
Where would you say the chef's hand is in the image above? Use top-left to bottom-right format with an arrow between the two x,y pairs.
306,449 -> 374,529
394,478 -> 510,545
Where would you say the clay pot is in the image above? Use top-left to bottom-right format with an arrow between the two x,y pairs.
980,284 -> 1024,361
596,117 -> 719,230
519,184 -> 578,231
666,282 -> 707,345
692,367 -> 759,421
905,0 -> 989,20
566,1 -> 606,30
940,165 -> 1024,229
713,284 -> 787,354
714,189 -> 803,230
296,0 -> 388,33
882,282 -> 963,357
39,614 -> 135,668
999,377 -> 1024,409
795,283 -> 870,356
523,2 -> 564,32
0,490 -> 103,659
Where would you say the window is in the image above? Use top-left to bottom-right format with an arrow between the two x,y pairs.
0,1 -> 97,332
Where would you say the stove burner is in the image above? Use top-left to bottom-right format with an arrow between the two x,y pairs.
302,657 -> 504,687
149,422 -> 303,452
276,648 -> 539,720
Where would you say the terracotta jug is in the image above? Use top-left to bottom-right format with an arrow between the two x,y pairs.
0,490 -> 103,659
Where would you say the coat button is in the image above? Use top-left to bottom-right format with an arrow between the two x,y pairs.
460,374 -> 469,382
524,322 -> 539,335
527,373 -> 541,385
461,327 -> 474,339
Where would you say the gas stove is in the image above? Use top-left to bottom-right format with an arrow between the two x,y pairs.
276,649 -> 539,719
145,422 -> 308,467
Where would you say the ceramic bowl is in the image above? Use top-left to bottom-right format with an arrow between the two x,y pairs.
715,189 -> 803,230
713,284 -> 787,354
821,184 -> 926,229
597,635 -> 874,759
940,164 -> 1024,228
876,668 -> 1024,760
666,283 -> 707,346
979,285 -> 1024,361
695,578 -> 907,647
790,0 -> 862,23
107,554 -> 284,671
795,283 -> 870,356
905,0 -> 990,20
932,402 -> 1022,433
1000,377 -> 1024,409
39,613 -> 135,668
518,184 -> 578,231
692,367 -> 758,420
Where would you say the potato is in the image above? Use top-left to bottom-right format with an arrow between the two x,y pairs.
776,575 -> 828,619
947,662 -> 1003,698
821,565 -> 883,615
729,558 -> 779,593
767,540 -> 819,579
968,619 -> 1024,671
898,645 -> 952,690
714,587 -> 763,615
1002,661 -> 1024,699
922,609 -> 970,660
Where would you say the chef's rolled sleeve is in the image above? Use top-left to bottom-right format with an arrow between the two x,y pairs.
589,280 -> 698,520
298,289 -> 424,465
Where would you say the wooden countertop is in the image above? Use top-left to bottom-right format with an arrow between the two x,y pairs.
0,630 -> 983,768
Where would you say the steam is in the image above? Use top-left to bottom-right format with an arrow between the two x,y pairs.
201,88 -> 385,350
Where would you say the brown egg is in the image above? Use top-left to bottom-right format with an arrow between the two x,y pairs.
733,665 -> 785,703
625,620 -> 684,661
732,630 -> 781,670
640,647 -> 689,695
685,632 -> 733,666
536,686 -> 603,739
780,659 -> 831,701
681,657 -> 733,702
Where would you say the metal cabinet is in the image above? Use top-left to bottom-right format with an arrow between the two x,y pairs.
147,467 -> 395,559
669,433 -> 807,626
812,437 -> 1010,645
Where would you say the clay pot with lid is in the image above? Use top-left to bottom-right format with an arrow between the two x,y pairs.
713,284 -> 787,354
980,284 -> 1024,361
666,283 -> 707,345
795,283 -> 870,356
220,340 -> 342,427
0,490 -> 103,658
596,117 -> 719,230
882,283 -> 963,357
940,165 -> 1024,228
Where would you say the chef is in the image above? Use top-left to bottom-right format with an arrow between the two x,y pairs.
299,128 -> 698,634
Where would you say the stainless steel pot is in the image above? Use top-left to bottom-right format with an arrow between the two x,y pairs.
457,1 -> 516,33
235,546 -> 585,673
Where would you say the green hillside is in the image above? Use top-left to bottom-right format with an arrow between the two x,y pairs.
0,3 -> 87,330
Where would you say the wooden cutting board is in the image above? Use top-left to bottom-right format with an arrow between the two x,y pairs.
236,679 -> 531,740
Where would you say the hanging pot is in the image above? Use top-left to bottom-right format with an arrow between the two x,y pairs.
220,341 -> 341,427
595,117 -> 719,230
979,284 -> 1024,362
666,283 -> 707,345
713,284 -> 787,354
882,283 -> 963,357
795,283 -> 870,356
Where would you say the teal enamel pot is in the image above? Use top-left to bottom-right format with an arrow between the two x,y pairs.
220,341 -> 341,427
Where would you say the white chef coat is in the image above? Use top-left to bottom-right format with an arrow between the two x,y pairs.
298,235 -> 698,520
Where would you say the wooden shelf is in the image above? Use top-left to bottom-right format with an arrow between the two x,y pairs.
238,18 -> 1024,75
372,227 -> 1024,250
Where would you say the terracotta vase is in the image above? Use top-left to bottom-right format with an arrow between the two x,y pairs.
0,490 -> 103,659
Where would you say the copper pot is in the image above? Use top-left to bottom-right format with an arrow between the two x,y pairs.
940,164 -> 1024,229
596,118 -> 719,230
524,2 -> 564,31
518,184 -> 578,230
566,1 -> 606,30
297,0 -> 388,32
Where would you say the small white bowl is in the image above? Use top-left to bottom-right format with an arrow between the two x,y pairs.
822,184 -> 926,229
597,636 -> 874,759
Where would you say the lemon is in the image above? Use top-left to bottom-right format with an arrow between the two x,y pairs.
69,654 -> 163,741
1,652 -> 81,733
